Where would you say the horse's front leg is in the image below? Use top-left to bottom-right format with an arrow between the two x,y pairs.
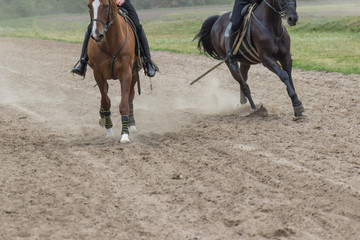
279,55 -> 304,117
239,64 -> 251,105
94,71 -> 115,138
226,62 -> 256,110
118,70 -> 132,144
263,57 -> 303,117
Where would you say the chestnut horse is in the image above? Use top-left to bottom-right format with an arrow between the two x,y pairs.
87,0 -> 139,143
195,0 -> 304,117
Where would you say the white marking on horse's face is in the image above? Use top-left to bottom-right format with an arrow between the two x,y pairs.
92,0 -> 100,35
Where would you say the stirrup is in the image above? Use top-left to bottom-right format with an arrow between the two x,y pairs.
146,59 -> 159,72
145,62 -> 155,77
71,59 -> 81,69
71,59 -> 87,78
143,58 -> 159,77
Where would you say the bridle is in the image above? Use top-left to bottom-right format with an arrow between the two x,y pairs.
91,0 -> 118,38
263,0 -> 296,18
89,0 -> 130,80
251,0 -> 296,44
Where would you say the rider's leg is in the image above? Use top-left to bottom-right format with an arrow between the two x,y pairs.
121,0 -> 158,77
225,23 -> 239,71
226,1 -> 248,71
71,23 -> 91,77
138,28 -> 158,77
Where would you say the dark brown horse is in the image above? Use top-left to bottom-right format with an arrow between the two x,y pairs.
195,0 -> 304,117
87,0 -> 139,143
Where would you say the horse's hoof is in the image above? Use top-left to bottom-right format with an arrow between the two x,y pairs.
129,125 -> 137,133
120,134 -> 131,144
99,117 -> 105,128
292,116 -> 303,121
247,105 -> 268,117
292,115 -> 307,122
106,128 -> 115,138
294,104 -> 305,117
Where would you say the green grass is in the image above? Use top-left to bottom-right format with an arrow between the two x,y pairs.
0,6 -> 359,74
0,14 -> 89,42
291,32 -> 359,74
144,19 -> 200,53
288,16 -> 360,74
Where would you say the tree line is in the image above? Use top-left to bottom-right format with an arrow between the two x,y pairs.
0,0 -> 232,20
132,0 -> 232,9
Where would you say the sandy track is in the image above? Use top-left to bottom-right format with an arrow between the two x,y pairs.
0,37 -> 359,239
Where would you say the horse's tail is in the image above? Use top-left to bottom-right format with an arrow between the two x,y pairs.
194,15 -> 222,60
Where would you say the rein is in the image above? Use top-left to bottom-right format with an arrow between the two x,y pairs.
251,12 -> 285,44
263,0 -> 296,19
252,0 -> 290,44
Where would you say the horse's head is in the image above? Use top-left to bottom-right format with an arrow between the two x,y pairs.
264,0 -> 298,26
88,0 -> 117,42
282,0 -> 298,26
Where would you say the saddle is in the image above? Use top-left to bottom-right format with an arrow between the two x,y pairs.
230,4 -> 261,64
118,8 -> 141,57
227,4 -> 252,32
118,7 -> 159,76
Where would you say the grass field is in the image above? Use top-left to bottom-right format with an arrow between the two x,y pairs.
0,2 -> 359,74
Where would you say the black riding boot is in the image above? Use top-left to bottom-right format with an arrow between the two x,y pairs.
138,28 -> 158,77
71,25 -> 91,77
225,27 -> 239,72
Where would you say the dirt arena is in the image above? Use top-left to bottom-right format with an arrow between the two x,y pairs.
0,37 -> 359,239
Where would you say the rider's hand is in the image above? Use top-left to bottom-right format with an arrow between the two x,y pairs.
116,0 -> 125,6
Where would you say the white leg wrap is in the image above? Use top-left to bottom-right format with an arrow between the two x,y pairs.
106,128 -> 115,138
129,125 -> 137,133
99,117 -> 106,128
120,134 -> 130,144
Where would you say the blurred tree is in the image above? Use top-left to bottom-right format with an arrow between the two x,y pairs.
0,0 -> 234,19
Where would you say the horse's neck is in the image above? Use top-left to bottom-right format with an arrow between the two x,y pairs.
104,14 -> 125,48
258,3 -> 283,34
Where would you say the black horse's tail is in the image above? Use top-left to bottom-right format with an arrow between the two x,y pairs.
194,15 -> 222,60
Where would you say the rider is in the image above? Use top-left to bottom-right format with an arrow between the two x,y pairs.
71,0 -> 157,78
226,0 -> 258,71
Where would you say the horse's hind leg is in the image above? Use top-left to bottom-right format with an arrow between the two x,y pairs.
94,72 -> 115,138
128,72 -> 138,133
239,64 -> 251,105
226,62 -> 256,110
